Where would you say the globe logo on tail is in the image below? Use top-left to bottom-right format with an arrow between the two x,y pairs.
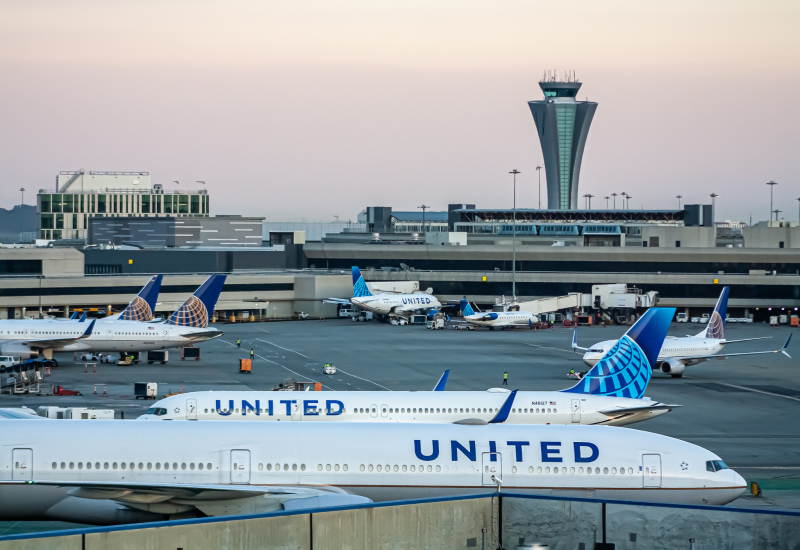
564,335 -> 651,399
119,296 -> 154,322
167,296 -> 209,328
706,311 -> 724,339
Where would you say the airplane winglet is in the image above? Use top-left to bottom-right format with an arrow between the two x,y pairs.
69,311 -> 78,320
433,370 -> 450,391
571,328 -> 588,352
79,312 -> 87,322
781,333 -> 792,358
80,320 -> 96,338
488,390 -> 517,424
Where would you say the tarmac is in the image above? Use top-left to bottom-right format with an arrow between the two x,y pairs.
1,317 -> 799,534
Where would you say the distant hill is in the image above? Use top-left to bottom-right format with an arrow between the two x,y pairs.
0,205 -> 38,243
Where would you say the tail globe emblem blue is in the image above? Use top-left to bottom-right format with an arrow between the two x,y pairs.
562,307 -> 675,399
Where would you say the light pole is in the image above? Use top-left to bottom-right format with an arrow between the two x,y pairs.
535,164 -> 543,209
509,169 -> 520,301
417,205 -> 430,235
796,198 -> 800,225
626,195 -> 633,210
676,195 -> 683,209
766,180 -> 778,223
611,192 -> 618,209
604,196 -> 610,209
583,194 -> 594,209
20,188 -> 25,205
773,209 -> 782,223
621,192 -> 628,210
709,193 -> 719,223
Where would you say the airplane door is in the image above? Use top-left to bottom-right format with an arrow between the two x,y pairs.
291,402 -> 302,421
187,398 -> 197,420
571,399 -> 581,423
482,452 -> 502,486
230,449 -> 251,484
381,404 -> 388,418
370,404 -> 378,418
642,454 -> 662,488
12,449 -> 32,481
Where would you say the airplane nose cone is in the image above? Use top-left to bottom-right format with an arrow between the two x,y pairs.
732,469 -> 747,490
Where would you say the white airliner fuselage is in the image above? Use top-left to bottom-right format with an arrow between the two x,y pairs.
464,311 -> 538,329
139,389 -> 674,426
351,293 -> 442,315
583,336 -> 725,367
0,318 -> 222,358
0,420 -> 745,524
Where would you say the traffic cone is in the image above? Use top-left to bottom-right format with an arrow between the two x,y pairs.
103,385 -> 107,395
93,384 -> 97,395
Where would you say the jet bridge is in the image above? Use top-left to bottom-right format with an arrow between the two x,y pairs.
502,284 -> 659,325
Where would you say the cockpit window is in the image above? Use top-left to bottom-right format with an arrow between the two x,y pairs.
145,407 -> 168,416
706,460 -> 729,472
145,408 -> 156,415
589,348 -> 604,353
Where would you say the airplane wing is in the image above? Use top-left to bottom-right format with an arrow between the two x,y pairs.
180,330 -> 224,341
670,334 -> 792,363
598,404 -> 681,416
31,480 -> 370,516
322,298 -> 352,305
20,320 -> 96,349
721,336 -> 772,344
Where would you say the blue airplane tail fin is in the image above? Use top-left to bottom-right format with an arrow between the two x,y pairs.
352,266 -> 372,298
459,299 -> 475,317
701,286 -> 728,339
119,275 -> 163,321
166,275 -> 226,328
562,307 -> 675,399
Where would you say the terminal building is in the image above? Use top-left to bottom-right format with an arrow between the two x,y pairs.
37,170 -> 210,240
528,72 -> 597,209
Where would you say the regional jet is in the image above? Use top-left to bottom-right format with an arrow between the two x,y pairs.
458,299 -> 538,329
0,418 -> 745,524
574,287 -> 792,377
324,267 -> 442,317
140,308 -> 678,426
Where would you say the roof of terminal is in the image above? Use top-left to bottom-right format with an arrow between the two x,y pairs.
391,211 -> 449,223
453,209 -> 687,224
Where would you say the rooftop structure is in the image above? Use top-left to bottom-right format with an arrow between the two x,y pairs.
38,170 -> 209,241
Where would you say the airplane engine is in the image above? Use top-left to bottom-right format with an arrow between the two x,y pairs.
660,358 -> 685,378
0,342 -> 36,359
487,313 -> 499,320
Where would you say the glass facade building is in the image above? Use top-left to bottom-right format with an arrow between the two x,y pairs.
38,171 -> 210,240
528,80 -> 597,210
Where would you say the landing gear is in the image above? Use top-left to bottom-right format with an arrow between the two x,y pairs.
671,373 -> 684,379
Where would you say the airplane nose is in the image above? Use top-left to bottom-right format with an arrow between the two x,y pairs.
732,469 -> 746,489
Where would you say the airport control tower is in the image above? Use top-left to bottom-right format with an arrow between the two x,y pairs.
528,71 -> 597,210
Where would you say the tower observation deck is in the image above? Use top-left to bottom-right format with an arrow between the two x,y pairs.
528,72 -> 597,210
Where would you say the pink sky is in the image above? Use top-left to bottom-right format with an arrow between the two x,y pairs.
1,0 -> 798,222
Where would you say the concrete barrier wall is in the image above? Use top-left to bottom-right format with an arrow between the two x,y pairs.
3,495 -> 799,550
0,535 -> 82,550
312,497 -> 496,550
86,514 -> 311,550
503,496 -> 800,550
0,497 -> 494,550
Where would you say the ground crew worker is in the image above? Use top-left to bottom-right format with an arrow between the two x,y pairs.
250,348 -> 254,362
236,338 -> 241,348
503,371 -> 508,385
